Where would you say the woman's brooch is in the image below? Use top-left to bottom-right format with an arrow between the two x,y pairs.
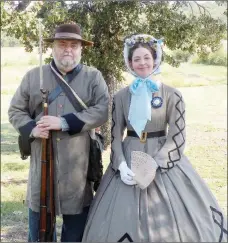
151,97 -> 163,108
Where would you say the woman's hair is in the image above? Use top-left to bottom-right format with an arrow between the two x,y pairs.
128,43 -> 157,62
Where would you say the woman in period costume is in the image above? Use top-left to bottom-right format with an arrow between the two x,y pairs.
82,34 -> 227,242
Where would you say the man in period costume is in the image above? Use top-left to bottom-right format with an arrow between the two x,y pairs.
8,22 -> 109,242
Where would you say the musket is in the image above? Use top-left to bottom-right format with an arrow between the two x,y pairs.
38,19 -> 56,242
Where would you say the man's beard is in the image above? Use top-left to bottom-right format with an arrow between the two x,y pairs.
53,52 -> 81,72
60,58 -> 76,68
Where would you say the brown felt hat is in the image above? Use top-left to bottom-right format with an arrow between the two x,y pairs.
43,23 -> 93,46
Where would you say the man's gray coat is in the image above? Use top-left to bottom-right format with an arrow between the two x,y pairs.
8,64 -> 109,215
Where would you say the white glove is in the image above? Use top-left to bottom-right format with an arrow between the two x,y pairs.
118,161 -> 137,186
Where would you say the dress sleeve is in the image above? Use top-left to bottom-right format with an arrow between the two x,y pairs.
110,94 -> 127,171
153,90 -> 186,173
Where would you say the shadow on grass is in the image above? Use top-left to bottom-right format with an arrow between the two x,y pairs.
1,201 -> 28,242
1,201 -> 62,242
1,179 -> 28,186
1,227 -> 28,243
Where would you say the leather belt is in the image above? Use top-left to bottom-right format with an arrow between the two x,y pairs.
127,130 -> 166,143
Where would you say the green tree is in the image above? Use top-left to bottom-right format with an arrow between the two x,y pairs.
1,0 -> 226,147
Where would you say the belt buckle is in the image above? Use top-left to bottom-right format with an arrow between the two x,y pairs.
140,132 -> 147,143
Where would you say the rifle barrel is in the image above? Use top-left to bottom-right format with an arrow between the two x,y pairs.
38,93 -> 55,242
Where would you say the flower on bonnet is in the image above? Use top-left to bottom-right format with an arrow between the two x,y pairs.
124,35 -> 163,51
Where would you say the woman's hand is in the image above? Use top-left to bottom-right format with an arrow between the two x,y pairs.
118,161 -> 137,186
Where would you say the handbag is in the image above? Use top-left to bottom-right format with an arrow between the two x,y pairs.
18,135 -> 34,160
50,65 -> 104,190
87,130 -> 104,191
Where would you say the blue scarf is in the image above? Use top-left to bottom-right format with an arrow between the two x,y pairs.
128,78 -> 159,137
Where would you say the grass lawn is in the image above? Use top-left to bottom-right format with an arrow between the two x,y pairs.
1,47 -> 227,242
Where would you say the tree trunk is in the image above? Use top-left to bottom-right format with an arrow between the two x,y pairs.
100,73 -> 120,150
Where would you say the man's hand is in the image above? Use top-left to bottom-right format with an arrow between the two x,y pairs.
36,115 -> 61,131
31,126 -> 49,139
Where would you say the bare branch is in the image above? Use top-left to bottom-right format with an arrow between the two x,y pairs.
193,1 -> 211,16
172,1 -> 188,11
188,2 -> 194,16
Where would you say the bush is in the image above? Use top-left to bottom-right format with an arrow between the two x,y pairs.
172,49 -> 192,63
192,47 -> 227,66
